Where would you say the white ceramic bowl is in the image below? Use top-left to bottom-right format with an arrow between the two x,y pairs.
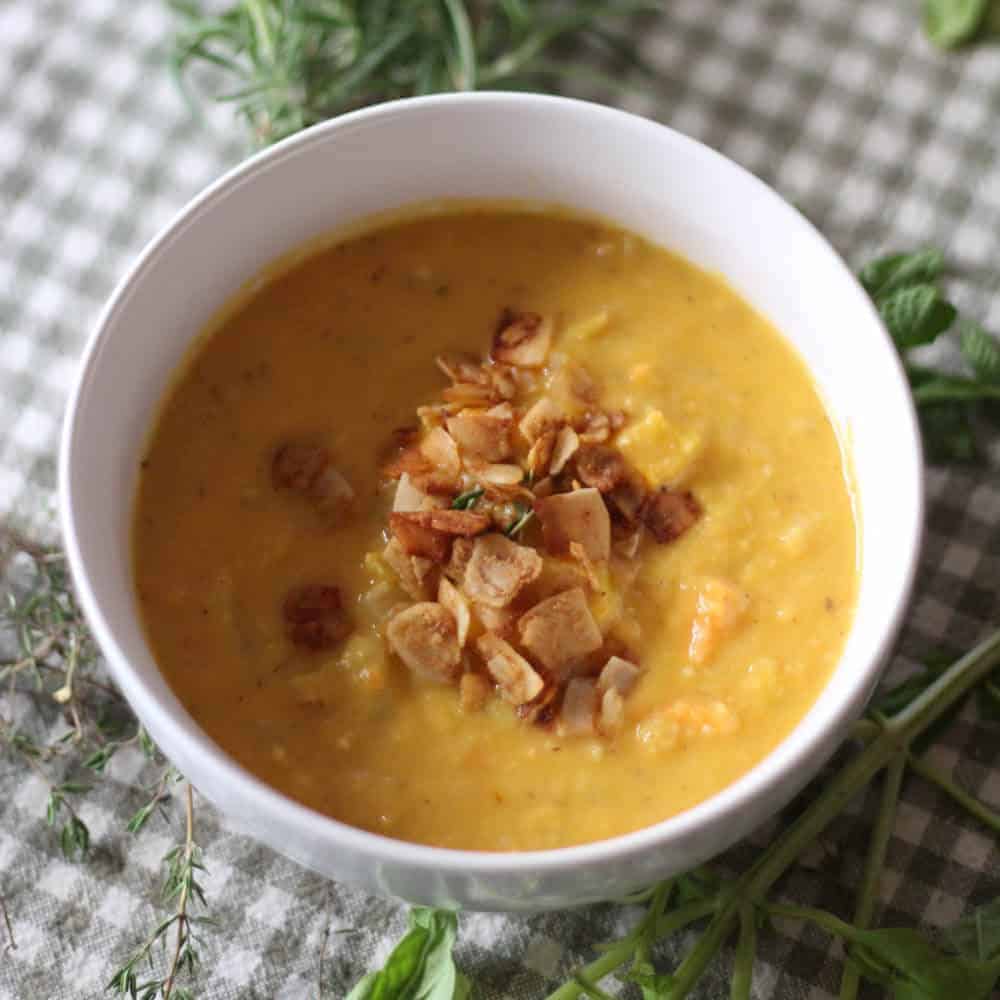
59,93 -> 923,911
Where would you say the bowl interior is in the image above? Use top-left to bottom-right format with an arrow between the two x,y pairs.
60,94 -> 922,903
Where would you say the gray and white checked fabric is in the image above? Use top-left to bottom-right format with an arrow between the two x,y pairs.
2,1 -> 1000,997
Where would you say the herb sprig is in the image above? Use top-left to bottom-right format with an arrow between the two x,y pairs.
108,784 -> 211,1000
170,0 -> 659,147
861,248 -> 1000,461
347,632 -> 1000,999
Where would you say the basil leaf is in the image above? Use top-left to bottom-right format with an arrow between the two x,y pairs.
344,909 -> 466,1000
860,249 -> 943,298
878,284 -> 956,349
924,0 -> 990,48
847,926 -> 1000,998
959,321 -> 1000,383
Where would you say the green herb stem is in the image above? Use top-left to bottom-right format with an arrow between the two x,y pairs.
669,628 -> 1000,999
839,753 -> 906,1000
544,898 -> 718,1000
907,752 -> 1000,835
730,904 -> 756,1000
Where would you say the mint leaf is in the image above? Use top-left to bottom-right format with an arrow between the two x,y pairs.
860,249 -> 944,298
878,284 -> 957,349
344,909 -> 466,1000
959,321 -> 1000,382
924,0 -> 990,48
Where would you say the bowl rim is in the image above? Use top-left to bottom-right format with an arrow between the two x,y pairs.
59,90 -> 925,876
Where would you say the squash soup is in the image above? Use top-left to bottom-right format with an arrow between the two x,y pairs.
133,207 -> 858,851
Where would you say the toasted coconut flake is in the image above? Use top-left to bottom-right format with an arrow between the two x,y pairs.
475,462 -> 525,487
383,539 -> 430,600
442,382 -> 499,408
569,541 -> 602,592
420,427 -> 462,478
519,397 -> 564,444
389,512 -> 451,562
575,444 -> 627,493
386,602 -> 462,683
383,443 -> 459,495
562,678 -> 598,735
436,352 -> 489,385
549,425 -> 580,476
411,556 -> 439,594
534,487 -> 611,562
475,633 -> 544,705
416,405 -> 447,430
533,476 -> 555,499
642,487 -> 703,544
523,556 -> 590,603
464,533 -> 543,608
438,576 -> 471,647
491,310 -> 553,367
390,509 -> 492,562
598,655 -> 642,697
283,584 -> 352,651
446,408 -> 513,462
424,509 -> 492,535
472,601 -> 521,642
518,587 -> 603,678
597,687 -> 625,737
515,683 -> 560,725
393,473 -> 432,513
459,672 -> 492,712
444,536 -> 475,586
526,429 -> 557,478
574,410 -> 611,444
489,364 -> 519,400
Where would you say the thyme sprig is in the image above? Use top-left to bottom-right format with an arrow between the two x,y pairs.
108,784 -> 211,1000
169,0 -> 660,146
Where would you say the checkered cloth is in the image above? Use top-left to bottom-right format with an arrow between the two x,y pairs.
2,1 -> 999,997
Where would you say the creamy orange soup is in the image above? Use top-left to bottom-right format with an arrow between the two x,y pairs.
133,207 -> 857,851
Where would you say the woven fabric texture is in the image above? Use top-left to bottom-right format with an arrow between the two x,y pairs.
2,1 -> 999,998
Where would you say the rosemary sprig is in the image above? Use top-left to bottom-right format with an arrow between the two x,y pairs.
169,0 -> 660,146
108,783 -> 210,1000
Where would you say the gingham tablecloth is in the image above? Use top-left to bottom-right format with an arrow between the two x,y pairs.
2,2 -> 1000,998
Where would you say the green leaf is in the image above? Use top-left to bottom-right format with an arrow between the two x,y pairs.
505,506 -> 534,538
946,900 -> 1000,961
924,0 -> 990,48
773,905 -> 1000,999
451,487 -> 484,510
918,403 -> 978,463
860,249 -> 944,298
959,321 -> 1000,383
344,908 -> 466,1000
878,284 -> 957,349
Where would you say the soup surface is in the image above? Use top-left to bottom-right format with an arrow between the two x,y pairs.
134,206 -> 858,851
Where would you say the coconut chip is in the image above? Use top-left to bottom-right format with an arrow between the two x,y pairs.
438,576 -> 471,647
463,533 -> 543,608
491,309 -> 553,368
386,602 -> 462,683
475,633 -> 545,705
